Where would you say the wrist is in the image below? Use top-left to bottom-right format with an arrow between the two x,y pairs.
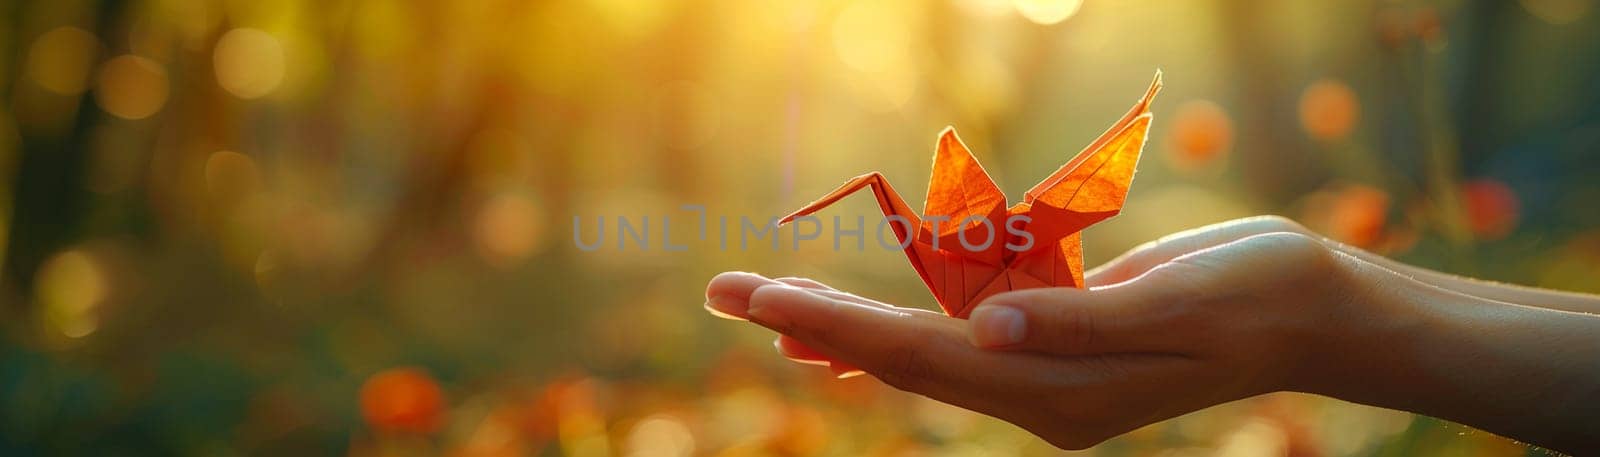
1283,254 -> 1432,398
1305,259 -> 1449,404
1301,258 -> 1600,453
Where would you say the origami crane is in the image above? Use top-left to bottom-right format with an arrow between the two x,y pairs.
779,72 -> 1161,318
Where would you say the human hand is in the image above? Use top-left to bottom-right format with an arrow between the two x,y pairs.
705,219 -> 1371,449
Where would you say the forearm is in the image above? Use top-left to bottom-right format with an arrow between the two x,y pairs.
1327,239 -> 1600,314
1319,263 -> 1600,454
1392,265 -> 1600,315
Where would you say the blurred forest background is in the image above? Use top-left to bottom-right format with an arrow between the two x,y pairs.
2,0 -> 1598,455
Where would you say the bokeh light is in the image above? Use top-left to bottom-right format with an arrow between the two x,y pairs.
1299,79 -> 1361,141
203,150 -> 262,200
1461,179 -> 1520,240
360,367 -> 446,434
26,26 -> 99,95
1167,99 -> 1234,169
1012,0 -> 1084,25
1304,183 -> 1391,249
94,54 -> 169,119
35,249 -> 108,338
473,191 -> 545,267
213,28 -> 285,99
832,1 -> 912,75
624,414 -> 695,457
832,1 -> 919,110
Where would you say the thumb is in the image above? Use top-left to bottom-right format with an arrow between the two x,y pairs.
976,231 -> 1335,356
966,285 -> 1178,355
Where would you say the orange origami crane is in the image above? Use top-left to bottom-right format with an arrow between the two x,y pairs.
779,72 -> 1161,318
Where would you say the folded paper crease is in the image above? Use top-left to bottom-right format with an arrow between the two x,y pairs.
780,71 -> 1161,318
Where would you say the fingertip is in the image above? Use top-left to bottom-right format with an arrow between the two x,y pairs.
776,331 -> 865,380
967,305 -> 1027,348
706,271 -> 767,299
775,338 -> 830,366
704,299 -> 749,321
747,284 -> 835,331
704,271 -> 777,320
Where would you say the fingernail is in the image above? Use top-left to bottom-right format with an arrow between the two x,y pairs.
969,305 -> 1026,348
704,295 -> 749,321
774,338 -> 829,366
747,284 -> 831,330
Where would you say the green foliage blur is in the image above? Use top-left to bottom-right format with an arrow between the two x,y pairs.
1,0 -> 1597,455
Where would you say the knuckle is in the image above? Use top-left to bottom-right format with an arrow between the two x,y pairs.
889,346 -> 936,379
1141,260 -> 1212,298
872,343 -> 936,392
1255,232 -> 1336,271
1252,215 -> 1305,233
1128,239 -> 1162,258
794,319 -> 838,344
1107,259 -> 1149,284
1048,306 -> 1097,352
1252,231 -> 1322,253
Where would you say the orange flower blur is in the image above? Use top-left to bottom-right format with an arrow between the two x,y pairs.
360,367 -> 446,434
1303,184 -> 1391,250
1462,179 -> 1521,240
1299,79 -> 1361,141
1168,99 -> 1234,168
1328,185 -> 1391,248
